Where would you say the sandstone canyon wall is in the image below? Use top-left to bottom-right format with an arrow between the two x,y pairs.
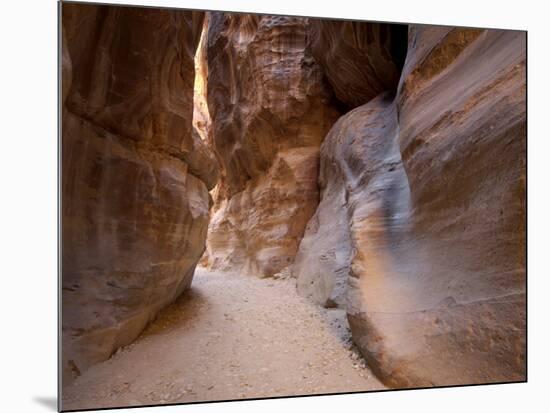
203,13 -> 341,277
294,24 -> 526,387
61,5 -> 526,390
292,19 -> 407,305
307,19 -> 407,109
61,4 -> 216,385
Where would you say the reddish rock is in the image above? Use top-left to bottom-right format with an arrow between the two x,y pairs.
295,26 -> 526,387
204,13 -> 340,277
61,3 -> 216,385
307,19 -> 406,108
207,147 -> 321,277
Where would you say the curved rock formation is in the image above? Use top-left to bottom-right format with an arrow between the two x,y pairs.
295,26 -> 526,387
307,19 -> 407,109
293,92 -> 404,310
61,4 -> 215,385
204,13 -> 340,277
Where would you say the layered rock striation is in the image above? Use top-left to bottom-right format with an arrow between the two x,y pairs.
61,4 -> 216,385
203,13 -> 340,277
307,19 -> 407,109
294,25 -> 526,387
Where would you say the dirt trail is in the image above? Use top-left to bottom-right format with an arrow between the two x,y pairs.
62,268 -> 385,410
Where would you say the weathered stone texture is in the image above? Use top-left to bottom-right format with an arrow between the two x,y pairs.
204,13 -> 340,277
307,19 -> 407,108
61,4 -> 216,385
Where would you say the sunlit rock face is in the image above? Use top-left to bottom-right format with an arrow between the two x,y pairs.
61,4 -> 216,385
193,14 -> 212,142
204,13 -> 340,277
295,26 -> 526,387
307,19 -> 407,109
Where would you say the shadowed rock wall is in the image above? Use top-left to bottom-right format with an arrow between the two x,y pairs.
307,19 -> 407,109
61,4 -> 216,385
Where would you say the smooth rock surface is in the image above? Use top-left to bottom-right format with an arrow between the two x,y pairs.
296,26 -> 526,387
204,13 -> 340,277
61,3 -> 215,385
355,27 -> 525,387
292,145 -> 353,308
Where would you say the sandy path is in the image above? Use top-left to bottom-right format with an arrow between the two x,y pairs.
62,268 -> 384,411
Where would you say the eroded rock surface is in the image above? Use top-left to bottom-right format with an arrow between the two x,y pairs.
204,13 -> 340,277
307,19 -> 407,109
61,3 -> 215,385
295,26 -> 526,387
207,147 -> 321,277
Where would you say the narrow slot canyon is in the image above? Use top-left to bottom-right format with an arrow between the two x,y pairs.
61,4 -> 526,411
